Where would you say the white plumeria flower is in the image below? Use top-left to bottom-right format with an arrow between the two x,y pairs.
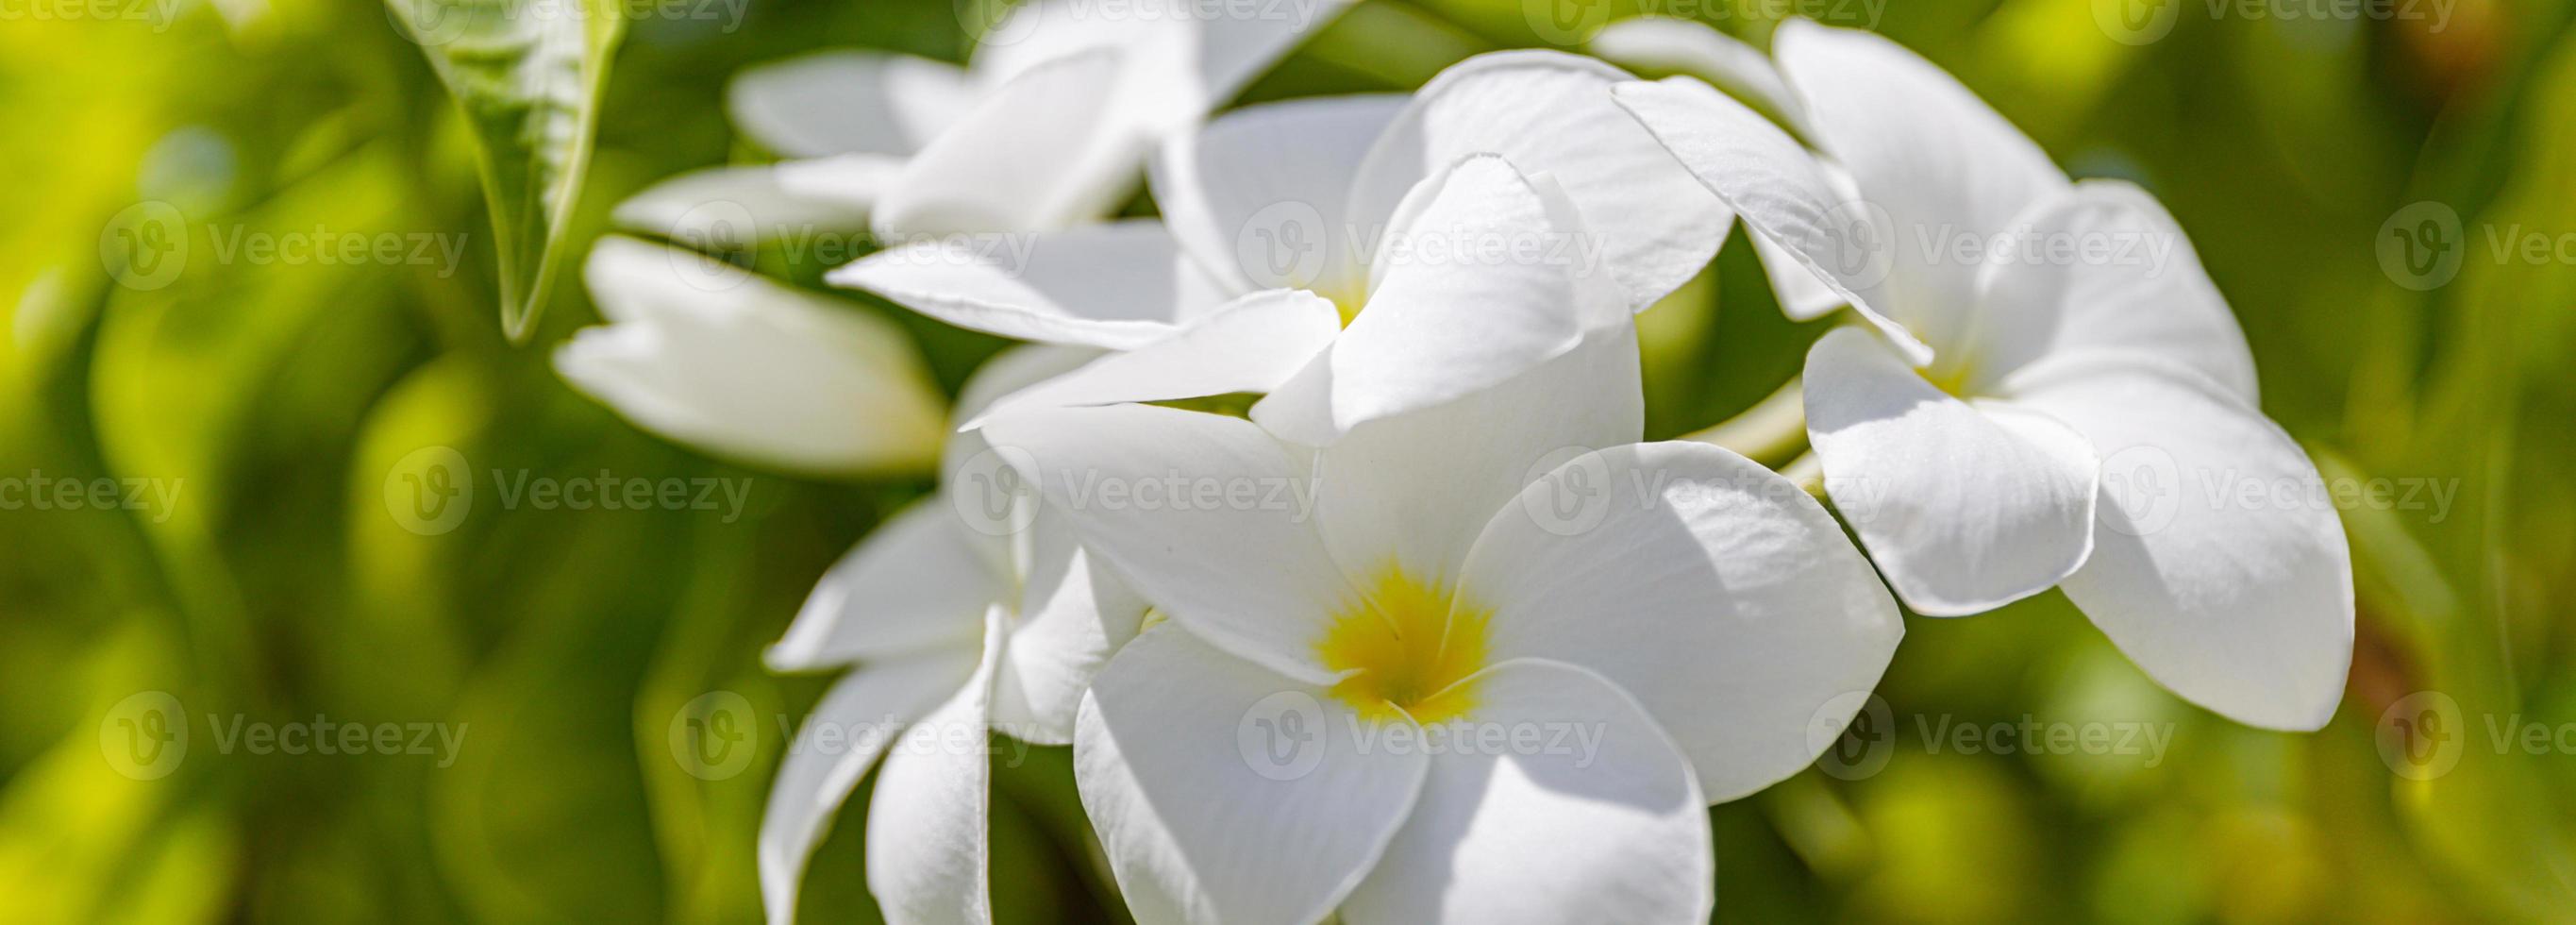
555,236 -> 948,476
834,50 -> 1733,444
760,346 -> 1148,925
977,165 -> 1900,924
616,0 -> 1354,246
1616,19 -> 2353,729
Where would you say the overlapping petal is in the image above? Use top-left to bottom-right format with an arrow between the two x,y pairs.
1966,181 -> 2260,401
768,500 -> 1007,672
1340,659 -> 1712,925
1613,76 -> 1927,361
961,290 -> 1343,429
872,49 -> 1138,236
1150,94 -> 1407,300
1348,50 -> 1730,311
980,403 -> 1352,682
866,608 -> 1010,925
728,51 -> 973,159
1306,325 -> 1642,586
1252,156 -> 1616,446
990,504 -> 1150,745
1772,18 -> 2068,349
831,221 -> 1228,349
1077,625 -> 1429,925
1803,327 -> 2098,615
2003,355 -> 2352,730
1462,442 -> 1901,799
759,648 -> 980,925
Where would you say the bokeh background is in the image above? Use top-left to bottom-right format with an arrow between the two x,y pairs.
5,0 -> 2574,920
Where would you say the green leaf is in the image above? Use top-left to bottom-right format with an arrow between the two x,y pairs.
388,0 -> 625,343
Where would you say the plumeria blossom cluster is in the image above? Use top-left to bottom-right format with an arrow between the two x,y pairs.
558,10 -> 2354,924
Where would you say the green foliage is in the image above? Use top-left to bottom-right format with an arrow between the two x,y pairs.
3,0 -> 2572,922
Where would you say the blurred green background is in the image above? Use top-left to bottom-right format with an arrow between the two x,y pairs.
5,0 -> 2574,920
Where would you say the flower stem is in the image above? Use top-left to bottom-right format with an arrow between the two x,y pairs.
1678,376 -> 1807,464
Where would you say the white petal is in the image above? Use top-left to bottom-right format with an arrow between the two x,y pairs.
1348,50 -> 1730,311
1077,624 -> 1429,925
2002,356 -> 2352,731
873,49 -> 1138,235
775,154 -> 909,214
1308,325 -> 1642,586
979,404 -> 1353,681
990,503 -> 1148,745
558,237 -> 946,476
1341,659 -> 1712,925
1612,76 -> 1928,362
962,290 -> 1344,429
866,608 -> 1009,925
729,51 -> 973,159
1803,327 -> 2098,615
768,500 -> 1008,672
760,648 -> 980,925
1459,442 -> 1901,800
1751,224 -> 1847,320
1149,94 -> 1407,300
1251,156 -> 1613,446
1589,15 -> 1807,135
830,221 -> 1226,349
1190,0 -> 1358,102
1772,18 -> 2068,350
611,162 -> 882,247
1965,180 -> 2260,402
974,0 -> 1351,107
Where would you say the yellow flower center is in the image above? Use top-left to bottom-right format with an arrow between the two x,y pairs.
1315,564 -> 1490,725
